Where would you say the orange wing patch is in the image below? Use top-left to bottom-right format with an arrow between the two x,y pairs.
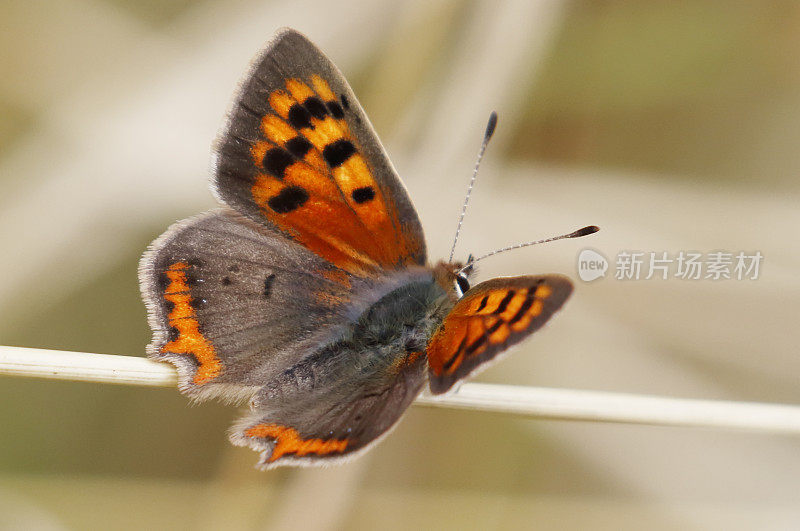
161,262 -> 221,385
246,75 -> 410,276
245,423 -> 348,462
427,282 -> 558,379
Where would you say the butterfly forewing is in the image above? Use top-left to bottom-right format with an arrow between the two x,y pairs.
426,275 -> 573,394
214,28 -> 426,277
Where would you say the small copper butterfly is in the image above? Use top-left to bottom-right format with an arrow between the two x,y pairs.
139,28 -> 597,469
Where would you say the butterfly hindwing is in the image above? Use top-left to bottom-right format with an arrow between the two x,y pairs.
230,349 -> 427,469
214,28 -> 426,277
139,209 -> 361,401
426,275 -> 573,394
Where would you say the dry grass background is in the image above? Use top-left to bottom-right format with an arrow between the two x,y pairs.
1,1 -> 799,529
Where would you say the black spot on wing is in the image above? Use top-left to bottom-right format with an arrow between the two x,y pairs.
351,186 -> 375,204
486,319 -> 504,335
222,277 -> 232,285
323,139 -> 356,168
157,271 -> 170,291
475,295 -> 489,313
327,101 -> 344,119
465,334 -> 487,356
493,290 -> 516,315
340,94 -> 350,109
508,291 -> 536,325
288,104 -> 312,129
268,185 -> 309,213
303,97 -> 328,119
263,148 -> 294,179
263,273 -> 276,298
168,326 -> 180,342
285,136 -> 312,158
185,271 -> 201,285
442,336 -> 467,371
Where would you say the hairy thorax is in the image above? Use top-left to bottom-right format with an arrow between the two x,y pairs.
263,274 -> 454,400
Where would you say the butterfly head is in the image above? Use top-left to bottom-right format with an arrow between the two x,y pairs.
433,258 -> 474,299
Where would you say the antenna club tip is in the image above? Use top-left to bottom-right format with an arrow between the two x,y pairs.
485,112 -> 498,139
571,225 -> 600,237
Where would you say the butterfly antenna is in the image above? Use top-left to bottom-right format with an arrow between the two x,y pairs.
457,225 -> 600,274
448,111 -> 498,263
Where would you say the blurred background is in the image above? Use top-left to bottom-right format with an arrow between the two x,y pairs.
1,1 -> 799,529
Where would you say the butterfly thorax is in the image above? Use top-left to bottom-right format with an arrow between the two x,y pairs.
351,276 -> 453,355
261,273 -> 453,403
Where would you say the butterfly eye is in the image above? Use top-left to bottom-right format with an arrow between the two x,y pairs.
455,273 -> 470,297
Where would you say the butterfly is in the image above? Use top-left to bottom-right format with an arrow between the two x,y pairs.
139,28 -> 596,469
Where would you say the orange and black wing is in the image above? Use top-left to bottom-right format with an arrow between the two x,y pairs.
426,275 -> 573,394
213,28 -> 426,277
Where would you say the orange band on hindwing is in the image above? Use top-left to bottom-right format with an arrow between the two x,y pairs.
245,423 -> 349,462
161,262 -> 221,384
